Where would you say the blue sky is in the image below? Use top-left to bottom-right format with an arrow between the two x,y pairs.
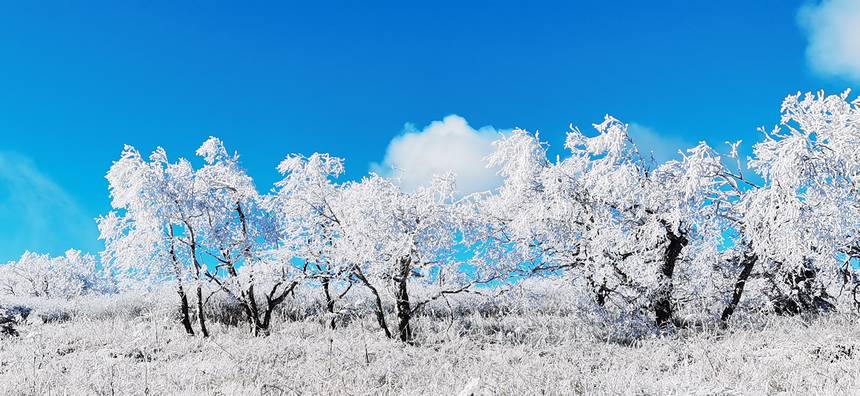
1,0 -> 858,262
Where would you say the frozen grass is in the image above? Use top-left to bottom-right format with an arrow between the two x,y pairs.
2,289 -> 860,395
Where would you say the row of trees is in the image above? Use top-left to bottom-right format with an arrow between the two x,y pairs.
487,90 -> 860,327
96,137 -> 505,340
4,90 -> 859,342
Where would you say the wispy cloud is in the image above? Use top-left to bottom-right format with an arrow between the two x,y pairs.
627,123 -> 691,165
0,152 -> 98,262
372,115 -> 504,195
798,0 -> 860,82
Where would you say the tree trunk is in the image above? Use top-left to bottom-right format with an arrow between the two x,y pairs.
185,225 -> 209,337
394,257 -> 414,343
654,225 -> 687,328
168,229 -> 194,336
588,276 -> 608,307
356,271 -> 391,338
262,302 -> 276,331
177,283 -> 195,336
247,285 -> 263,336
322,277 -> 336,329
195,283 -> 209,337
721,251 -> 757,322
257,281 -> 298,335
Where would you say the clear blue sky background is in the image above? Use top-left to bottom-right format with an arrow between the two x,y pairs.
0,0 -> 855,261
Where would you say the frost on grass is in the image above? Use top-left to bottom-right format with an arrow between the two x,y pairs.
1,285 -> 860,395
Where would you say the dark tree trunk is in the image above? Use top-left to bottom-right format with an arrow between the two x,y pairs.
356,271 -> 392,339
235,281 -> 298,336
322,277 -> 336,329
190,256 -> 208,337
184,225 -> 209,337
654,225 -> 687,328
261,299 -> 278,331
588,277 -> 609,307
168,229 -> 194,336
394,257 -> 414,343
208,257 -> 296,336
195,283 -> 209,337
247,285 -> 263,336
177,283 -> 195,336
721,251 -> 757,322
261,281 -> 297,331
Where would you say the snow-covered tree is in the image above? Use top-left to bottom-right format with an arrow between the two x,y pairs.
481,116 -> 745,327
99,144 -> 204,335
102,137 -> 306,336
270,153 -> 507,342
191,137 -> 298,336
334,173 -> 495,342
737,90 -> 860,315
0,250 -> 112,298
268,153 -> 352,329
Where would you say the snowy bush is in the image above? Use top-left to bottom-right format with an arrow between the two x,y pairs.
0,250 -> 113,299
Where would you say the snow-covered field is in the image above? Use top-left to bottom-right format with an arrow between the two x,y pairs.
3,288 -> 859,395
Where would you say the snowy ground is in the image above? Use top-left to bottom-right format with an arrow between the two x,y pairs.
2,291 -> 860,395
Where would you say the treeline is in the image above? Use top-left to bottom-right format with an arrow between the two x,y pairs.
3,90 -> 860,343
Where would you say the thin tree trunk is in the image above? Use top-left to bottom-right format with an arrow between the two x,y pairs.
261,281 -> 297,331
195,283 -> 209,337
261,304 -> 275,331
261,298 -> 277,331
394,257 -> 413,343
394,278 -> 413,343
236,202 -> 269,335
356,270 -> 391,339
721,251 -> 757,323
588,276 -> 608,307
247,285 -> 262,336
168,228 -> 194,336
654,224 -> 687,328
185,225 -> 209,338
189,257 -> 208,336
177,283 -> 194,336
322,277 -> 336,329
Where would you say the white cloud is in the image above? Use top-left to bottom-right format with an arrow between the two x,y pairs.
627,123 -> 693,165
373,115 -> 504,195
799,0 -> 860,82
0,152 -> 98,262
